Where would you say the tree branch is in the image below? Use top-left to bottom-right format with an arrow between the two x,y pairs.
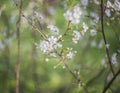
100,0 -> 115,75
102,68 -> 120,93
63,60 -> 89,93
15,0 -> 22,93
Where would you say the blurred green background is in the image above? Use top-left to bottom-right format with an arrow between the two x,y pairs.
0,0 -> 120,93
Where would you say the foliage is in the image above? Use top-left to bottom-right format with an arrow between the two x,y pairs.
0,0 -> 120,93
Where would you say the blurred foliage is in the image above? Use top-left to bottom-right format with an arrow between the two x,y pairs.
0,0 -> 120,93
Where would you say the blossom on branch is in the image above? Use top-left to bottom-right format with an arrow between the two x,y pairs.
63,5 -> 82,25
72,30 -> 81,44
37,36 -> 62,54
47,24 -> 59,35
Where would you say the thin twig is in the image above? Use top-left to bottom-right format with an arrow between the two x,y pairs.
63,61 -> 80,82
22,14 -> 47,40
15,0 -> 22,93
63,21 -> 71,36
63,59 -> 89,93
104,71 -> 114,93
100,0 -> 115,75
102,68 -> 120,93
58,21 -> 71,42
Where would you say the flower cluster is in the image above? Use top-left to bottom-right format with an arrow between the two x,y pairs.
80,0 -> 88,7
36,21 -> 80,61
81,22 -> 89,35
105,9 -> 111,17
63,5 -> 82,25
93,0 -> 100,5
90,29 -> 97,36
47,25 -> 59,35
90,12 -> 99,24
111,53 -> 118,66
37,36 -> 62,54
113,0 -> 120,11
66,48 -> 76,60
66,51 -> 75,59
34,1 -> 118,66
105,0 -> 120,17
72,30 -> 81,44
34,11 -> 44,20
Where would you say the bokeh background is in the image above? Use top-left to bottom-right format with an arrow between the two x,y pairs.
0,0 -> 120,93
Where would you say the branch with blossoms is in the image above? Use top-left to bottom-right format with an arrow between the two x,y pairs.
20,4 -> 89,92
15,0 -> 22,93
100,0 -> 115,76
13,0 -> 120,92
102,68 -> 120,93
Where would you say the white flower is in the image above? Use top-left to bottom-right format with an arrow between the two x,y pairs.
113,0 -> 120,11
58,35 -> 62,40
83,22 -> 88,32
72,6 -> 82,24
66,48 -> 76,60
81,0 -> 88,7
67,51 -> 75,59
72,30 -> 81,44
47,25 -> 59,35
106,0 -> 120,11
106,0 -> 113,8
38,41 -> 49,53
94,0 -> 100,5
90,29 -> 97,36
71,18 -> 80,24
63,10 -> 73,21
33,11 -> 44,21
73,5 -> 82,16
57,43 -> 62,48
90,12 -> 99,23
111,53 -> 118,66
37,36 -> 62,54
81,22 -> 89,35
105,9 -> 111,17
64,5 -> 82,25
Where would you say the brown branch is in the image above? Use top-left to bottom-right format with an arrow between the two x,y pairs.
102,68 -> 120,93
63,61 -> 80,82
63,60 -> 89,93
58,21 -> 71,42
104,71 -> 110,88
100,0 -> 115,75
15,0 -> 22,93
63,21 -> 71,36
22,14 -> 47,40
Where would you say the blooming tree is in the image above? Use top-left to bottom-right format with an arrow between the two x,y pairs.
21,0 -> 120,92
0,0 -> 120,93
